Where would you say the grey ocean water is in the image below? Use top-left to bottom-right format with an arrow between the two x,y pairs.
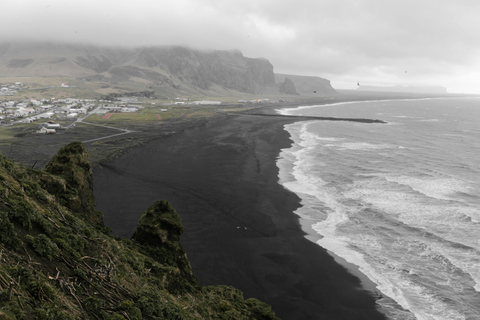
276,97 -> 480,320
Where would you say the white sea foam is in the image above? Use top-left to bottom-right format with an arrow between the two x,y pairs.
312,218 -> 420,318
343,177 -> 480,293
385,176 -> 473,201
417,119 -> 442,122
344,179 -> 480,244
276,100 -> 367,115
276,97 -> 448,119
335,142 -> 393,150
431,242 -> 480,293
275,97 -> 441,116
314,206 -> 474,320
391,115 -> 423,119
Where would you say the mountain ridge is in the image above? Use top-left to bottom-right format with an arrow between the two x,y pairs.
0,41 -> 335,97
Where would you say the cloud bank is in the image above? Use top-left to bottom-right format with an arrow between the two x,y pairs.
2,0 -> 480,93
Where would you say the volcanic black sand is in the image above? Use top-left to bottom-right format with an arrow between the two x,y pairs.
92,107 -> 387,320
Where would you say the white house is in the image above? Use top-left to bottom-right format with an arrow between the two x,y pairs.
47,123 -> 61,129
69,108 -> 87,114
21,107 -> 35,114
20,118 -> 34,123
14,110 -> 28,117
192,100 -> 221,105
120,107 -> 138,113
38,112 -> 54,119
38,105 -> 54,112
37,127 -> 56,134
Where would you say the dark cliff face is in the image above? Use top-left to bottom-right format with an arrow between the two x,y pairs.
0,41 -> 280,95
133,46 -> 276,94
0,41 -> 337,96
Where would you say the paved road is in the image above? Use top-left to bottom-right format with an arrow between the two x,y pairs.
66,106 -> 139,143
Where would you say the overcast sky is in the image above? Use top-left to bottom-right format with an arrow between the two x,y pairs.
2,0 -> 480,93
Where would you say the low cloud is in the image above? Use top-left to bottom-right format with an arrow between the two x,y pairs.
3,0 -> 480,93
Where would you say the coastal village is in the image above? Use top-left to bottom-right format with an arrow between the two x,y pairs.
0,87 -> 139,134
1,81 -> 283,135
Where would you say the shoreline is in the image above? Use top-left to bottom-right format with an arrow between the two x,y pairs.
93,104 -> 388,319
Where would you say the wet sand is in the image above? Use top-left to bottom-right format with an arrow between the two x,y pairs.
92,108 -> 387,320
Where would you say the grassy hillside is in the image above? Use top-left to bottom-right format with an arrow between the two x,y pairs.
0,142 -> 278,319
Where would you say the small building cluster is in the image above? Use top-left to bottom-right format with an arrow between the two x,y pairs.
173,97 -> 221,105
36,122 -> 60,134
97,104 -> 143,114
0,82 -> 24,96
237,98 -> 292,104
0,96 -> 96,125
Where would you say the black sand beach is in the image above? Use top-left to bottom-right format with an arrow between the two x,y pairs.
93,107 -> 387,320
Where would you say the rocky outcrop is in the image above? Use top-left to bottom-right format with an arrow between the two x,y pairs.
279,77 -> 299,95
41,142 -> 103,225
132,200 -> 196,291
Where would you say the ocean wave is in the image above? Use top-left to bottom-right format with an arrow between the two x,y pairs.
276,97 -> 480,319
385,176 -> 473,201
275,97 -> 443,116
417,119 -> 442,122
335,142 -> 394,150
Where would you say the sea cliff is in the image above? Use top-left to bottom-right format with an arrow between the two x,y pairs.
0,142 -> 277,319
0,41 -> 336,97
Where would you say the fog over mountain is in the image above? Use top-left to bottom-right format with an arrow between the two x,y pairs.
0,41 -> 336,96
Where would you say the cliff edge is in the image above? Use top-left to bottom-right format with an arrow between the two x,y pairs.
0,142 -> 278,319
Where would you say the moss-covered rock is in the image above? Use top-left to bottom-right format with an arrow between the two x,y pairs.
132,200 -> 185,245
42,142 -> 103,226
132,200 -> 196,290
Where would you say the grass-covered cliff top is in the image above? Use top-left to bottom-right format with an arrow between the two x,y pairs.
0,142 -> 278,319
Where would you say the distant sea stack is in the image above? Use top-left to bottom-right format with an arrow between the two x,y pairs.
278,77 -> 299,95
357,85 -> 448,94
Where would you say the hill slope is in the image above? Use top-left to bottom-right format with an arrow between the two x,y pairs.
0,142 -> 278,319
